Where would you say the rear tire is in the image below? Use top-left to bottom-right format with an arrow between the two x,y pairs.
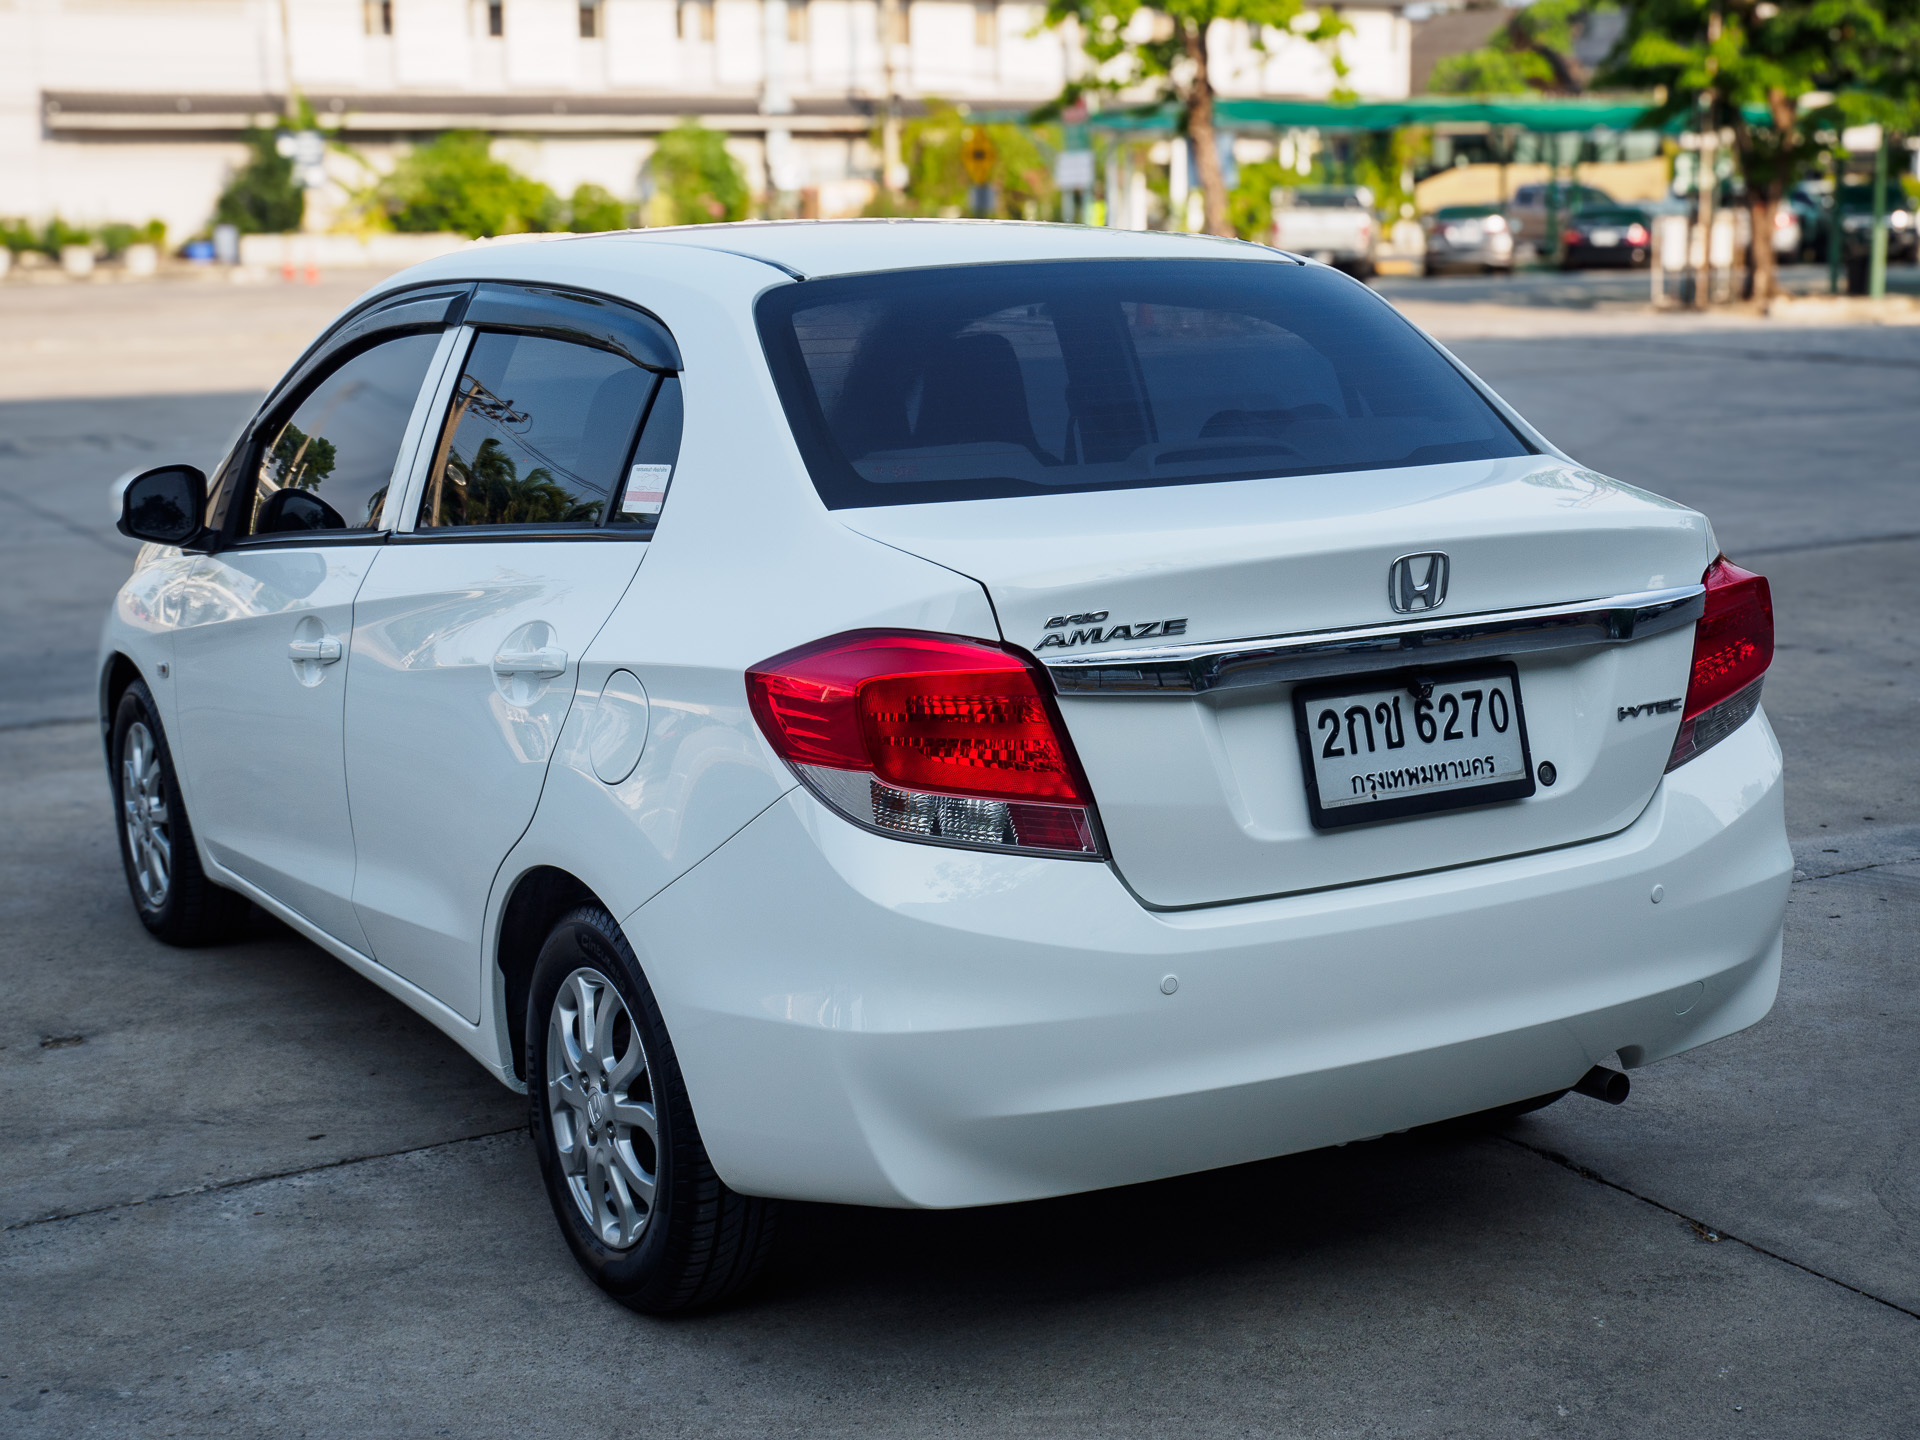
110,680 -> 251,945
527,905 -> 778,1314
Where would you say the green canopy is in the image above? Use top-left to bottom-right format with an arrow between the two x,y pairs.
1085,94 -> 1767,134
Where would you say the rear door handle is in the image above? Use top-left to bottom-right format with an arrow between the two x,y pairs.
492,646 -> 568,679
288,636 -> 343,664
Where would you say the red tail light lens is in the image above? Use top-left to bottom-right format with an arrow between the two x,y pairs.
747,631 -> 1101,856
1668,557 -> 1773,770
1627,222 -> 1650,245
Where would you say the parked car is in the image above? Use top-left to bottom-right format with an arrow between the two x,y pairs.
1560,206 -> 1653,268
103,222 -> 1787,1313
1422,204 -> 1516,275
1270,185 -> 1377,276
1506,181 -> 1616,253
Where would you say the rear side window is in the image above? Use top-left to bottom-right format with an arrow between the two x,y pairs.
417,332 -> 653,529
756,258 -> 1531,509
246,332 -> 440,536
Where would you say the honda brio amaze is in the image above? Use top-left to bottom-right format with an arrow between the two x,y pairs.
102,221 -> 1787,1312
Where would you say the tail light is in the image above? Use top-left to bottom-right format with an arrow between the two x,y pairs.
747,631 -> 1103,857
1626,222 -> 1650,245
1562,227 -> 1583,245
1667,557 -> 1773,770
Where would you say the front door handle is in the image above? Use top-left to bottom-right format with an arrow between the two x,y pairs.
288,635 -> 343,664
492,645 -> 568,679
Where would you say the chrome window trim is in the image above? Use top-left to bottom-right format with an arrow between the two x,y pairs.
391,326 -> 476,534
1041,584 -> 1707,696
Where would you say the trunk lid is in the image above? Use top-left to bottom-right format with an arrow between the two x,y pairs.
840,456 -> 1712,906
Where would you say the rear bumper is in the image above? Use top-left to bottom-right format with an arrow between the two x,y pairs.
632,714 -> 1788,1208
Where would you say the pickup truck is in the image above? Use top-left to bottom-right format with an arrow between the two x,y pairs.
1270,186 -> 1376,275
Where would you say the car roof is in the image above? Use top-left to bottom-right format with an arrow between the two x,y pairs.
509,219 -> 1285,280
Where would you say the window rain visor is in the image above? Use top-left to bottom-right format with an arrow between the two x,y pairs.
756,258 -> 1532,509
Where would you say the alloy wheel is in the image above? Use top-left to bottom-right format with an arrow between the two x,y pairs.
121,720 -> 171,908
546,967 -> 658,1250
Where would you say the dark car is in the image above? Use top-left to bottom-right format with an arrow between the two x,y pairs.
1795,183 -> 1918,265
1559,206 -> 1651,269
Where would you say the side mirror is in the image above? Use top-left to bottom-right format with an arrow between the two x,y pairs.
117,465 -> 209,548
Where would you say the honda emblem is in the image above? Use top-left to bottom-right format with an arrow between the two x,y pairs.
1388,552 -> 1450,613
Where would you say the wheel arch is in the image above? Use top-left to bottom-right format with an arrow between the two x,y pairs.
497,865 -> 608,1082
100,652 -> 145,761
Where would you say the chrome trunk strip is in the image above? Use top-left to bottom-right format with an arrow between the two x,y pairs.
1041,585 -> 1706,695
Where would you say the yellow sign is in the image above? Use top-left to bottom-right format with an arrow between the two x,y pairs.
961,128 -> 998,186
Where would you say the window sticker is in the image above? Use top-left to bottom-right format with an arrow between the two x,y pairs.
620,463 -> 672,516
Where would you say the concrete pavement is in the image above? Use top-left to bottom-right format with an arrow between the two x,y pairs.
2,276 -> 1915,1436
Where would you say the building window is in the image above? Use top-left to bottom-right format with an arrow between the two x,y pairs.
973,0 -> 993,46
364,0 -> 392,35
786,0 -> 808,43
678,0 -> 713,40
488,0 -> 503,36
579,0 -> 599,35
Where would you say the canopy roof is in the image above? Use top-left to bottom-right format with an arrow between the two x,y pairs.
1083,94 -> 1764,134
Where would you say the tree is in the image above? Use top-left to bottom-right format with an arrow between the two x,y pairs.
213,129 -> 306,235
567,183 -> 630,232
863,104 -> 1060,218
1041,0 -> 1347,236
1602,0 -> 1913,305
645,122 -> 751,226
1432,0 -> 1610,96
378,131 -> 559,236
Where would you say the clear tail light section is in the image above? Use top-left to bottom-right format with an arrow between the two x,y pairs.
747,631 -> 1103,857
1667,557 -> 1774,771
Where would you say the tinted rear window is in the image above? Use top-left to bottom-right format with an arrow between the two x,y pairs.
757,258 -> 1531,508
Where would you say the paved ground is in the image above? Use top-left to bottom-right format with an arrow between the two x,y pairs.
2,270 -> 1916,1436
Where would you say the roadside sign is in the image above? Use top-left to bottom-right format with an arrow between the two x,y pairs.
961,128 -> 998,186
1055,150 -> 1095,190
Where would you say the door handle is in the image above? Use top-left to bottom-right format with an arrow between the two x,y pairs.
288,635 -> 343,664
492,646 -> 568,679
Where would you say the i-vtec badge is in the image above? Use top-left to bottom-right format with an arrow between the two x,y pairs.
1619,697 -> 1683,721
1036,611 -> 1189,650
1388,552 -> 1450,614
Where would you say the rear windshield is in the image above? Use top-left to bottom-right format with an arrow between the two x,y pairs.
756,258 -> 1532,509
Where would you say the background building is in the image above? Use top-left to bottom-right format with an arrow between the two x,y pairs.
0,0 -> 1411,237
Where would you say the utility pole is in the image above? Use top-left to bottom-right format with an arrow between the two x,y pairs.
1692,0 -> 1720,308
763,0 -> 794,217
879,0 -> 905,197
1869,129 -> 1890,300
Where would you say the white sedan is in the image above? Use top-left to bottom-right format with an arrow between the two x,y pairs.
102,220 -> 1787,1312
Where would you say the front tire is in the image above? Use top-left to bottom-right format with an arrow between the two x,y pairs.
110,680 -> 251,945
527,906 -> 777,1314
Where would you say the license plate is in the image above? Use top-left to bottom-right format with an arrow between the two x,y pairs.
1589,228 -> 1621,246
1293,664 -> 1535,830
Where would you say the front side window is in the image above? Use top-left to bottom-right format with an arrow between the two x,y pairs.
757,258 -> 1532,509
417,332 -> 653,530
246,331 -> 441,537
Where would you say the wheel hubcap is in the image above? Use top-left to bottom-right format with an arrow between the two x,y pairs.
121,721 -> 171,908
546,967 -> 657,1250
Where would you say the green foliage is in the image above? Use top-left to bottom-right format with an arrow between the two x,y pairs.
268,423 -> 338,492
1352,126 -> 1426,219
1228,159 -> 1288,239
567,183 -> 630,232
646,122 -> 750,226
440,439 -> 602,526
378,132 -> 559,236
1431,0 -> 1609,96
97,220 -> 167,258
214,129 -> 306,235
875,104 -> 1060,219
1042,0 -> 1347,108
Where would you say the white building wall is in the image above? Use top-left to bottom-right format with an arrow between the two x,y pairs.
0,0 -> 1408,232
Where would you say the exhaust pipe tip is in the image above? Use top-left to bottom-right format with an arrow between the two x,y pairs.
1574,1064 -> 1630,1105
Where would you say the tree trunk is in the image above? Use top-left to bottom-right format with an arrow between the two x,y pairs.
1183,21 -> 1233,237
1746,189 -> 1779,307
